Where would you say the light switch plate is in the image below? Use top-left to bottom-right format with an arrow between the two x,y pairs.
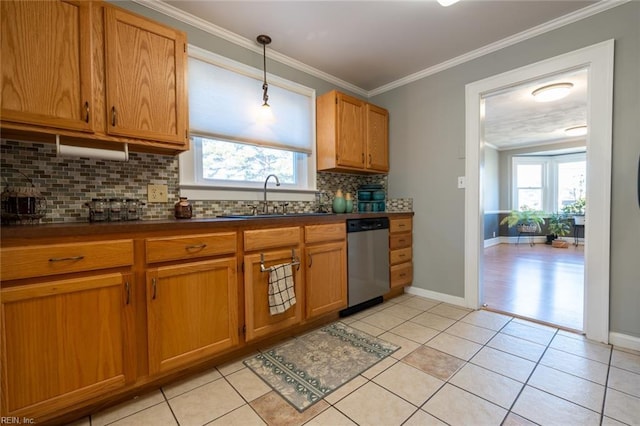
148,184 -> 168,203
457,176 -> 466,189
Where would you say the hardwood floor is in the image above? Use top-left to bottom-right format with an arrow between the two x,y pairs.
482,242 -> 584,331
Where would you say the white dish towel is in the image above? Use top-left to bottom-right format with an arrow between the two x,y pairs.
268,263 -> 296,315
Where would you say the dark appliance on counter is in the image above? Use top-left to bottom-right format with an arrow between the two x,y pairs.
340,217 -> 390,316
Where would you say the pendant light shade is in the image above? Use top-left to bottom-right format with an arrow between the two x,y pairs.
531,82 -> 573,102
257,35 -> 272,107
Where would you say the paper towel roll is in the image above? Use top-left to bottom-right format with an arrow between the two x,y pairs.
56,136 -> 128,161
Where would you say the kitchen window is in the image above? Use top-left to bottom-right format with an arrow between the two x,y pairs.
511,153 -> 586,213
179,46 -> 316,200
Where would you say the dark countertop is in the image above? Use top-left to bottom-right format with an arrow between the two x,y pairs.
0,211 -> 414,242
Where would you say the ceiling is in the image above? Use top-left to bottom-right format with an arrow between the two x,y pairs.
143,0 -> 610,149
483,67 -> 588,150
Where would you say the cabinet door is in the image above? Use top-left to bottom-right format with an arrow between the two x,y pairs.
1,273 -> 133,419
366,103 -> 389,172
306,241 -> 347,319
1,0 -> 93,132
244,249 -> 303,342
336,93 -> 365,168
105,8 -> 187,147
147,258 -> 238,375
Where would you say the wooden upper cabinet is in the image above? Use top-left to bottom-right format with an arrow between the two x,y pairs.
0,0 -> 93,132
366,103 -> 389,172
336,93 -> 366,168
104,7 -> 187,147
317,90 -> 388,174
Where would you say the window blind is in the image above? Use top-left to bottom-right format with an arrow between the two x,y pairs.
189,56 -> 313,154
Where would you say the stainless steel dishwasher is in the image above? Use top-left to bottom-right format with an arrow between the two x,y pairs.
340,217 -> 390,316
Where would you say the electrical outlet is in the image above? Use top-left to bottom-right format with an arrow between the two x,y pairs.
147,184 -> 168,203
457,176 -> 466,189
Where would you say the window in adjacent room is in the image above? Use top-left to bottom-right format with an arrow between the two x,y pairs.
179,47 -> 316,198
511,152 -> 586,212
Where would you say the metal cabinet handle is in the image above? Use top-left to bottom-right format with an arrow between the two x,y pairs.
84,101 -> 90,123
362,152 -> 365,163
48,256 -> 84,262
111,106 -> 117,126
369,154 -> 372,165
399,273 -> 407,277
151,278 -> 157,300
399,254 -> 406,258
308,254 -> 313,268
185,243 -> 207,250
125,281 -> 130,305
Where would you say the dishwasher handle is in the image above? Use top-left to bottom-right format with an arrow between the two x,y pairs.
347,217 -> 390,233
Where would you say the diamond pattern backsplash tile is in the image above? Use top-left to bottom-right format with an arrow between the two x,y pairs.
1,139 -> 411,223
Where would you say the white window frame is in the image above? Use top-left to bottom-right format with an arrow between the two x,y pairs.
511,152 -> 586,213
179,46 -> 317,202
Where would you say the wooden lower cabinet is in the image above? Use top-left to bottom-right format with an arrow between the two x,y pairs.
0,272 -> 134,420
305,241 -> 347,319
244,249 -> 303,342
304,223 -> 347,319
389,217 -> 414,288
146,258 -> 238,375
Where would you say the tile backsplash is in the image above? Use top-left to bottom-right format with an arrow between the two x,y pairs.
1,139 -> 411,223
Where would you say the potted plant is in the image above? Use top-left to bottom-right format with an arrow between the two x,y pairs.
562,197 -> 586,225
547,212 -> 571,248
500,206 -> 545,233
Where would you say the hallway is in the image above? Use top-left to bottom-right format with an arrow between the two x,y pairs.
483,243 -> 584,331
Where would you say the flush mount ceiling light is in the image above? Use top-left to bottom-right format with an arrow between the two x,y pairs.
531,82 -> 574,102
565,125 -> 588,137
437,0 -> 460,6
257,34 -> 272,107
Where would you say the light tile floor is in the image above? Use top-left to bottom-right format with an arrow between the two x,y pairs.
71,294 -> 640,426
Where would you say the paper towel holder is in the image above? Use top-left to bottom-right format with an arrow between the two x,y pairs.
56,135 -> 129,162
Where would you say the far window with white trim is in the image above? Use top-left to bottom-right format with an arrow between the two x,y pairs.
511,153 -> 586,212
179,47 -> 316,198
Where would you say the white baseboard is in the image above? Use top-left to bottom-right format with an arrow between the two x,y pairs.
500,236 -> 548,244
484,237 -> 500,248
609,332 -> 640,351
483,236 -> 584,246
404,286 -> 467,308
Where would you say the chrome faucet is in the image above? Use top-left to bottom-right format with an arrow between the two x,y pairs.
262,174 -> 280,214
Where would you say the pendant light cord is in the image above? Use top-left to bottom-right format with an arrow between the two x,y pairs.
257,35 -> 271,107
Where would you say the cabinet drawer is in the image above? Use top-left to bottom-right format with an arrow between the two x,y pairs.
390,247 -> 412,265
390,262 -> 413,288
244,227 -> 301,251
1,240 -> 133,281
389,233 -> 412,250
305,223 -> 346,244
390,218 -> 412,233
146,232 -> 236,264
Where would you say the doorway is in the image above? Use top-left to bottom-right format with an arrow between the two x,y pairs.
464,40 -> 614,344
480,68 -> 587,331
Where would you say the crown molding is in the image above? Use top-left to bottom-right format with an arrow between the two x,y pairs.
368,0 -> 629,96
131,0 -> 628,98
129,0 -> 368,97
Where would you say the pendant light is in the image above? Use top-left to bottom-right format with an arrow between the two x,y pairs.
257,35 -> 272,107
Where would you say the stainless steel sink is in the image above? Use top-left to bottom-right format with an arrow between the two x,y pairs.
218,212 -> 334,219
